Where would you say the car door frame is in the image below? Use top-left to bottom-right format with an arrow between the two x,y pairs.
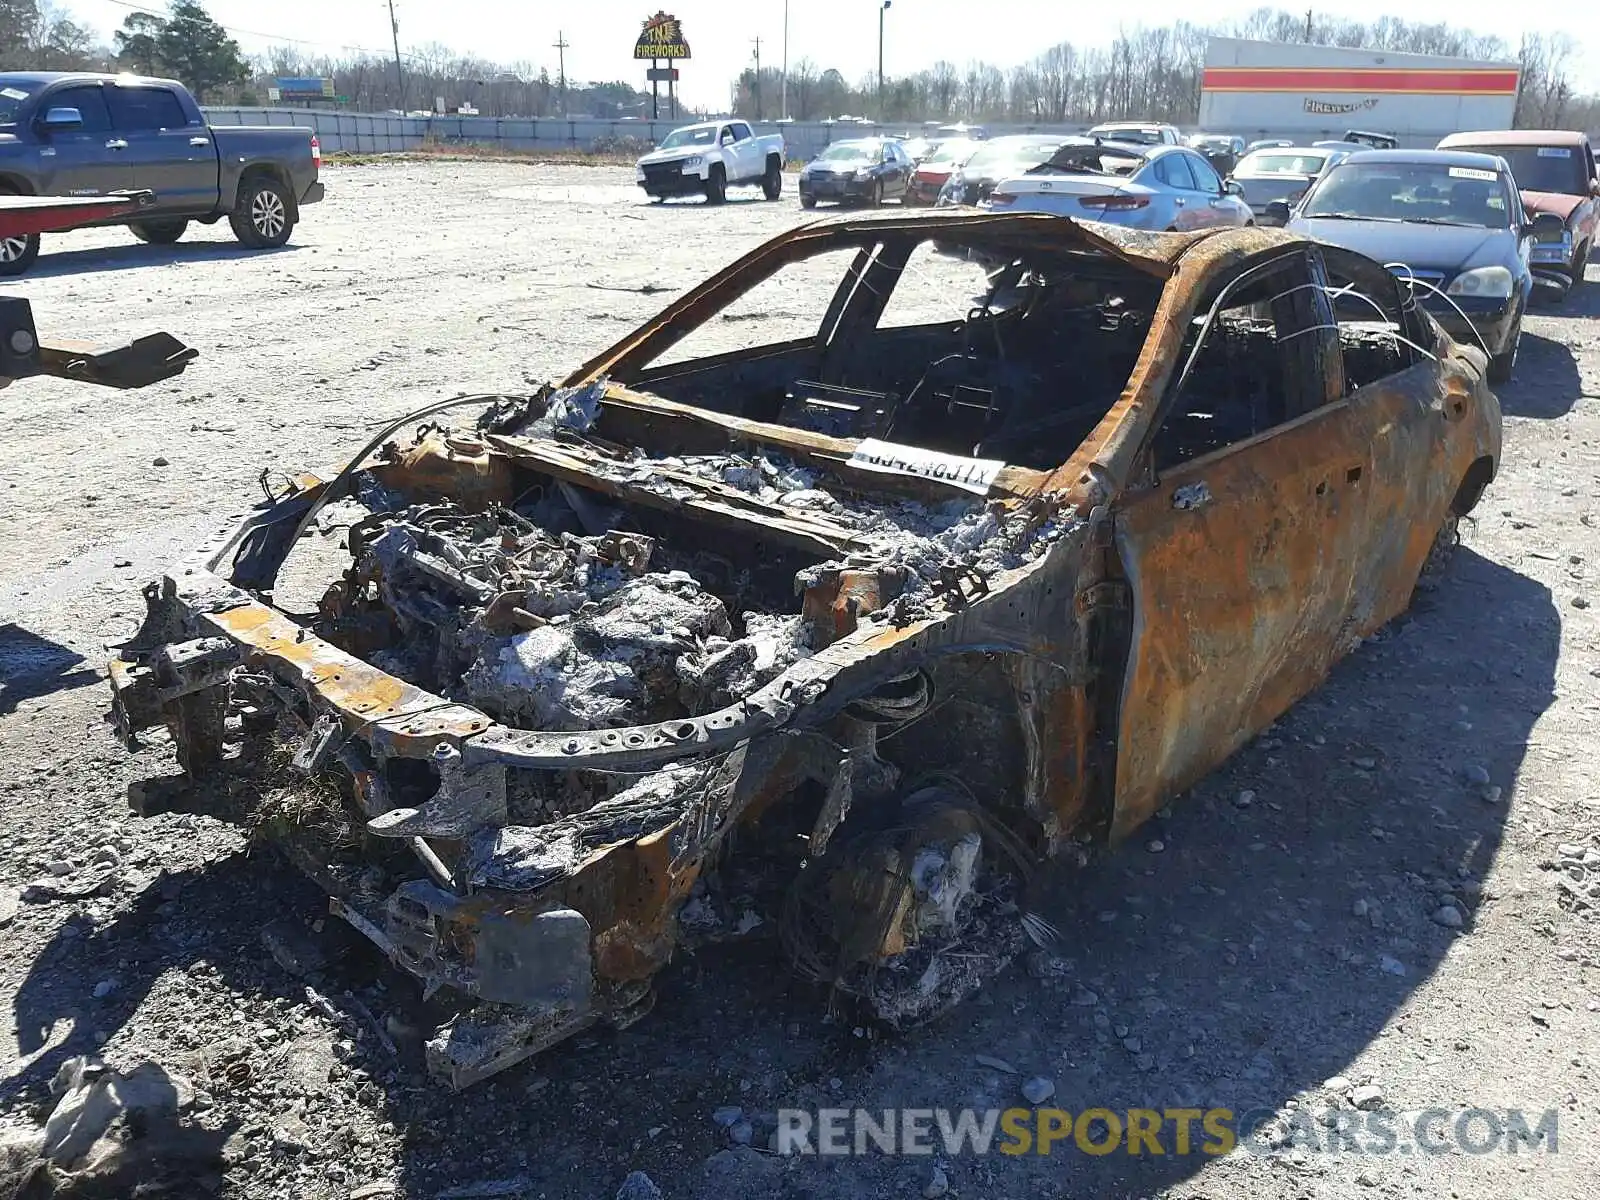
1105,243 -> 1371,839
1183,151 -> 1234,228
104,81 -> 215,217
1579,138 -> 1599,251
726,120 -> 759,181
25,81 -> 134,203
1151,152 -> 1199,230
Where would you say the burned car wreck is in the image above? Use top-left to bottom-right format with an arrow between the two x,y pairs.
108,212 -> 1500,1086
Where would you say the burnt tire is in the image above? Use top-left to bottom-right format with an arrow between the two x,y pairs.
868,179 -> 884,208
229,175 -> 294,248
130,219 -> 189,245
1415,511 -> 1460,593
762,159 -> 782,200
0,187 -> 40,276
704,166 -> 727,205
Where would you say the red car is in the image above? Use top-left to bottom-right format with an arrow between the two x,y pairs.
904,138 -> 979,205
1438,130 -> 1599,298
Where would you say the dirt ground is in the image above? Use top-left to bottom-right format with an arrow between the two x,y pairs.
2,161 -> 1598,1199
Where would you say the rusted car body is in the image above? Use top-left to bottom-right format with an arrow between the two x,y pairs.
108,212 -> 1499,1087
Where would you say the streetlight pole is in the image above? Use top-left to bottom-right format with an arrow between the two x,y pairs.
781,0 -> 789,121
878,1 -> 891,123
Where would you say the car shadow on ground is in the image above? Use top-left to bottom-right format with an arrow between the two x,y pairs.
5,549 -> 1555,1198
0,623 -> 93,716
1499,330 -> 1584,418
21,240 -> 299,279
642,195 -> 778,210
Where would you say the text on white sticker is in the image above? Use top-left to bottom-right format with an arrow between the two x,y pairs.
847,439 -> 1004,496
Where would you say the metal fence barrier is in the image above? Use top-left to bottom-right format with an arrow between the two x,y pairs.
200,108 -> 1454,160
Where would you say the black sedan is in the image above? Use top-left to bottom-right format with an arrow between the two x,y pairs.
799,139 -> 913,208
1279,149 -> 1565,383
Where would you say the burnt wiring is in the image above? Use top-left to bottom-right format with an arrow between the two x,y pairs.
285,392 -> 526,552
1383,265 -> 1492,357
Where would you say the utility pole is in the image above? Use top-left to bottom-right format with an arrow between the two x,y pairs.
780,0 -> 789,120
878,1 -> 891,123
751,36 -> 762,121
387,0 -> 405,111
1304,8 -> 1313,40
553,30 -> 569,116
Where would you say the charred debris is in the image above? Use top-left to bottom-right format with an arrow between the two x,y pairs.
319,380 -> 1069,741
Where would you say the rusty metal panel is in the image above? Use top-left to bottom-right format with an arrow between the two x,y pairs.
1108,401 -> 1376,841
201,599 -> 490,754
1107,338 -> 1498,842
1338,356 -> 1501,636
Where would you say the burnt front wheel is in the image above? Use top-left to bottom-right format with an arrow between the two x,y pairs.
229,176 -> 295,249
1415,511 -> 1460,594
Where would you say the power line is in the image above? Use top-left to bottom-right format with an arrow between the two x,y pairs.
98,0 -> 428,62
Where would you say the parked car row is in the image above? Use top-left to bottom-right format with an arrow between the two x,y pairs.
631,118 -> 1594,392
1263,145 -> 1584,383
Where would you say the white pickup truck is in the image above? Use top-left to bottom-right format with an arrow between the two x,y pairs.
635,120 -> 787,204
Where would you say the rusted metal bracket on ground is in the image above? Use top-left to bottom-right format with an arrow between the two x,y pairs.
1,296 -> 196,389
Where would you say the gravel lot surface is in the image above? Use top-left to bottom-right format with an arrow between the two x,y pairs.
1,161 -> 1598,1199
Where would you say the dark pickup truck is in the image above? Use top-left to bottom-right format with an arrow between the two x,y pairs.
0,71 -> 323,276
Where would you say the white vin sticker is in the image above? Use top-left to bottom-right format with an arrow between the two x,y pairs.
848,439 -> 1005,496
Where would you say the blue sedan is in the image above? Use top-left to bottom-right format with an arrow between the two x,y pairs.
985,141 -> 1255,231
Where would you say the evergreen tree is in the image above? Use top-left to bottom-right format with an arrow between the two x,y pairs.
148,1 -> 248,99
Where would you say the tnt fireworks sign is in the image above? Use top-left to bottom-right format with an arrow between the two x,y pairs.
635,12 -> 688,119
634,12 -> 691,60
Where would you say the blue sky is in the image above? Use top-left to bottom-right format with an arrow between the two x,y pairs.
64,0 -> 1600,109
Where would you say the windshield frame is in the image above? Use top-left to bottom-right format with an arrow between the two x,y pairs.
0,77 -> 39,125
659,126 -> 716,150
922,139 -> 978,167
1237,151 -> 1331,177
1447,144 -> 1587,196
816,141 -> 880,164
1090,125 -> 1163,146
964,138 -> 1065,175
1300,160 -> 1516,229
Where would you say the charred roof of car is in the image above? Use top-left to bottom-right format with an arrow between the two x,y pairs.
569,215 -> 1305,387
